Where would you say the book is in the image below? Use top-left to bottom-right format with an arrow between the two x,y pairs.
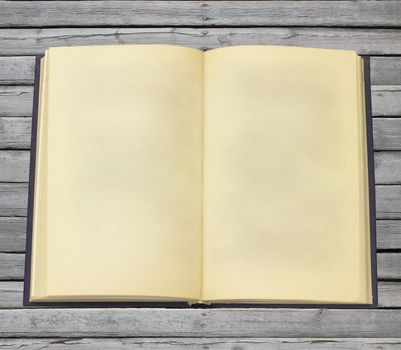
24,44 -> 377,307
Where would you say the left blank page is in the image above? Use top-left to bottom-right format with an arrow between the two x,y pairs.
30,45 -> 204,301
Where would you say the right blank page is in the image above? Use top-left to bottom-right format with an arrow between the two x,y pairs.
202,46 -> 371,304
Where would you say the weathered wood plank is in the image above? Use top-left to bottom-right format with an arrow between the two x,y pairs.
0,183 -> 27,216
0,338 -> 400,349
0,217 -> 399,254
375,152 -> 401,185
2,308 -> 401,337
377,253 -> 401,279
1,85 -> 400,118
0,217 -> 26,253
0,86 -> 33,117
0,253 -> 24,280
377,220 -> 401,250
376,185 -> 401,219
373,119 -> 401,150
372,86 -> 401,117
0,338 -> 401,350
3,183 -> 401,219
0,282 -> 22,308
0,1 -> 399,344
0,57 -> 34,85
0,214 -> 390,252
1,1 -> 401,28
379,282 -> 401,308
1,1 -> 204,28
3,150 -> 401,184
1,118 -> 401,152
0,117 -> 31,149
2,28 -> 401,56
0,151 -> 29,182
2,281 -> 400,309
371,57 -> 401,86
0,252 -> 398,281
0,56 -> 35,85
2,56 -> 400,86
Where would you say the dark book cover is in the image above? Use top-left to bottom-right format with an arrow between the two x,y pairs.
23,54 -> 378,308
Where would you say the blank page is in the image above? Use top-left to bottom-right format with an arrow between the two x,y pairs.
30,45 -> 203,301
202,46 -> 371,303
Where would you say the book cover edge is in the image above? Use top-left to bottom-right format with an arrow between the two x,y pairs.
23,54 -> 378,309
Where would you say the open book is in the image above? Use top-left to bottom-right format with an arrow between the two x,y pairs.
24,44 -> 377,307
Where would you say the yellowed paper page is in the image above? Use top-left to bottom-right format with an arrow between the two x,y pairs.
30,45 -> 203,301
202,46 -> 371,303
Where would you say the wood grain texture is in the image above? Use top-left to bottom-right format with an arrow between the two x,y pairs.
0,338 -> 401,349
375,152 -> 401,185
0,282 -> 22,308
2,28 -> 401,56
3,150 -> 401,184
376,185 -> 401,219
0,86 -> 33,117
2,56 -> 401,86
377,254 -> 401,279
1,85 -> 400,118
0,183 -> 27,216
0,217 -> 26,253
0,252 -> 398,281
2,281 -> 401,309
371,86 -> 401,117
0,151 -> 29,182
373,119 -> 401,150
2,308 -> 401,337
4,183 -> 401,219
0,117 -> 31,149
371,58 -> 401,86
2,118 -> 401,152
378,282 -> 401,308
1,1 -> 401,28
377,220 -> 401,250
0,57 -> 34,85
0,56 -> 35,85
0,253 -> 24,280
0,0 -> 400,345
0,217 -> 399,253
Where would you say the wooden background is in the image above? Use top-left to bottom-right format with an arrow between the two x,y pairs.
1,1 -> 401,348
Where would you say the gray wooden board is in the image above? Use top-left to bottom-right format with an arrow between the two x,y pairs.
377,220 -> 401,250
2,308 -> 401,338
1,252 -> 399,281
0,117 -> 31,149
2,281 -> 401,309
2,118 -> 401,151
2,28 -> 401,55
4,150 -> 401,183
2,117 -> 401,152
1,1 -> 401,28
2,85 -> 401,117
4,184 -> 401,217
1,0 -> 401,347
1,218 -> 399,253
0,338 -> 401,349
0,217 -> 401,252
0,217 -> 26,252
2,56 -> 401,86
0,183 -> 28,216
